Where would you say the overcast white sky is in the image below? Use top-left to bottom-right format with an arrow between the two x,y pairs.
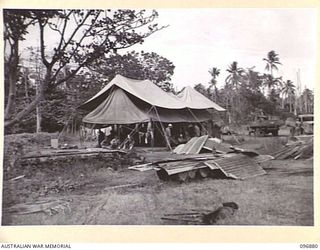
131,8 -> 317,92
20,8 -> 317,92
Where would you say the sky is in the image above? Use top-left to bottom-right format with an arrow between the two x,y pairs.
19,8 -> 317,93
131,8 -> 318,92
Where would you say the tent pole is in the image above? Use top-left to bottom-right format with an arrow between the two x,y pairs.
58,114 -> 73,141
153,106 -> 172,152
150,118 -> 154,150
79,123 -> 83,148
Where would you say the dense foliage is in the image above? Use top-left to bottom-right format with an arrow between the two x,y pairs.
4,9 -> 314,133
200,52 -> 313,125
4,9 -> 167,131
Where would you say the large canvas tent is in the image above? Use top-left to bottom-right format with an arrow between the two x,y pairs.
79,75 -> 225,126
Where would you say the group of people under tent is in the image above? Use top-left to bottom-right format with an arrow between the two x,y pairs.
164,123 -> 204,150
96,122 -> 154,149
95,121 -> 217,151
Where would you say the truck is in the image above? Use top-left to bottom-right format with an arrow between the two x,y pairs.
248,115 -> 284,136
285,114 -> 314,136
296,114 -> 314,135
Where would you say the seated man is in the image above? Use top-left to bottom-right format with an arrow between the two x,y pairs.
177,133 -> 187,144
122,135 -> 135,150
110,136 -> 121,149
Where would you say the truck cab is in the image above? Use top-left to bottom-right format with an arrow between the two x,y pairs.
297,114 -> 313,135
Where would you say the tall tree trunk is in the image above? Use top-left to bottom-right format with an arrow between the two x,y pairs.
4,40 -> 19,120
5,90 -> 43,128
214,86 -> 218,103
5,70 -> 51,128
281,94 -> 285,109
304,93 -> 308,113
289,95 -> 292,113
24,68 -> 29,100
5,74 -> 17,119
36,106 -> 41,133
36,80 -> 42,133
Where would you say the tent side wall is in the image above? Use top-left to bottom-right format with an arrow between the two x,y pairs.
82,87 -> 151,125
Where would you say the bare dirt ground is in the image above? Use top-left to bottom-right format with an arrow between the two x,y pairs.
2,131 -> 313,226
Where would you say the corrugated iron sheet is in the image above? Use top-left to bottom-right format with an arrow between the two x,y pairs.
178,137 -> 198,154
156,153 -> 267,179
187,135 -> 209,154
205,154 -> 266,180
176,135 -> 209,154
157,160 -> 206,175
203,139 -> 232,153
252,154 -> 274,163
173,144 -> 186,154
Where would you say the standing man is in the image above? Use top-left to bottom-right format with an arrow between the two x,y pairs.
165,123 -> 173,150
98,129 -> 105,148
194,123 -> 201,137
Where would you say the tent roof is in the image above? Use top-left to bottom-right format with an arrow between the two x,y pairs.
177,86 -> 226,111
80,75 -> 225,111
80,74 -> 187,110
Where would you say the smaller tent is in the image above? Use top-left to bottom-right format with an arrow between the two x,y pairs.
177,86 -> 225,111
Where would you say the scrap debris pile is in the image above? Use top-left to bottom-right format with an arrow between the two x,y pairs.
4,148 -> 129,181
3,198 -> 72,216
130,135 -> 273,182
272,136 -> 313,160
161,201 -> 239,225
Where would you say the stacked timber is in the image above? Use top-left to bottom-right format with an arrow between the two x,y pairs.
272,137 -> 313,160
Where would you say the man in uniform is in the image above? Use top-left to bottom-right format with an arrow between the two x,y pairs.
98,129 -> 105,148
165,124 -> 173,150
194,124 -> 201,137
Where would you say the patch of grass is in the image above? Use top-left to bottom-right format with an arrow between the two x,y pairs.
4,159 -> 313,226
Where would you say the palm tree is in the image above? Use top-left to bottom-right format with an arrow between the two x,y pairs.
244,68 -> 263,92
262,74 -> 282,97
281,80 -> 295,113
302,88 -> 313,113
225,61 -> 244,90
263,50 -> 282,77
208,67 -> 220,102
225,62 -> 245,122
